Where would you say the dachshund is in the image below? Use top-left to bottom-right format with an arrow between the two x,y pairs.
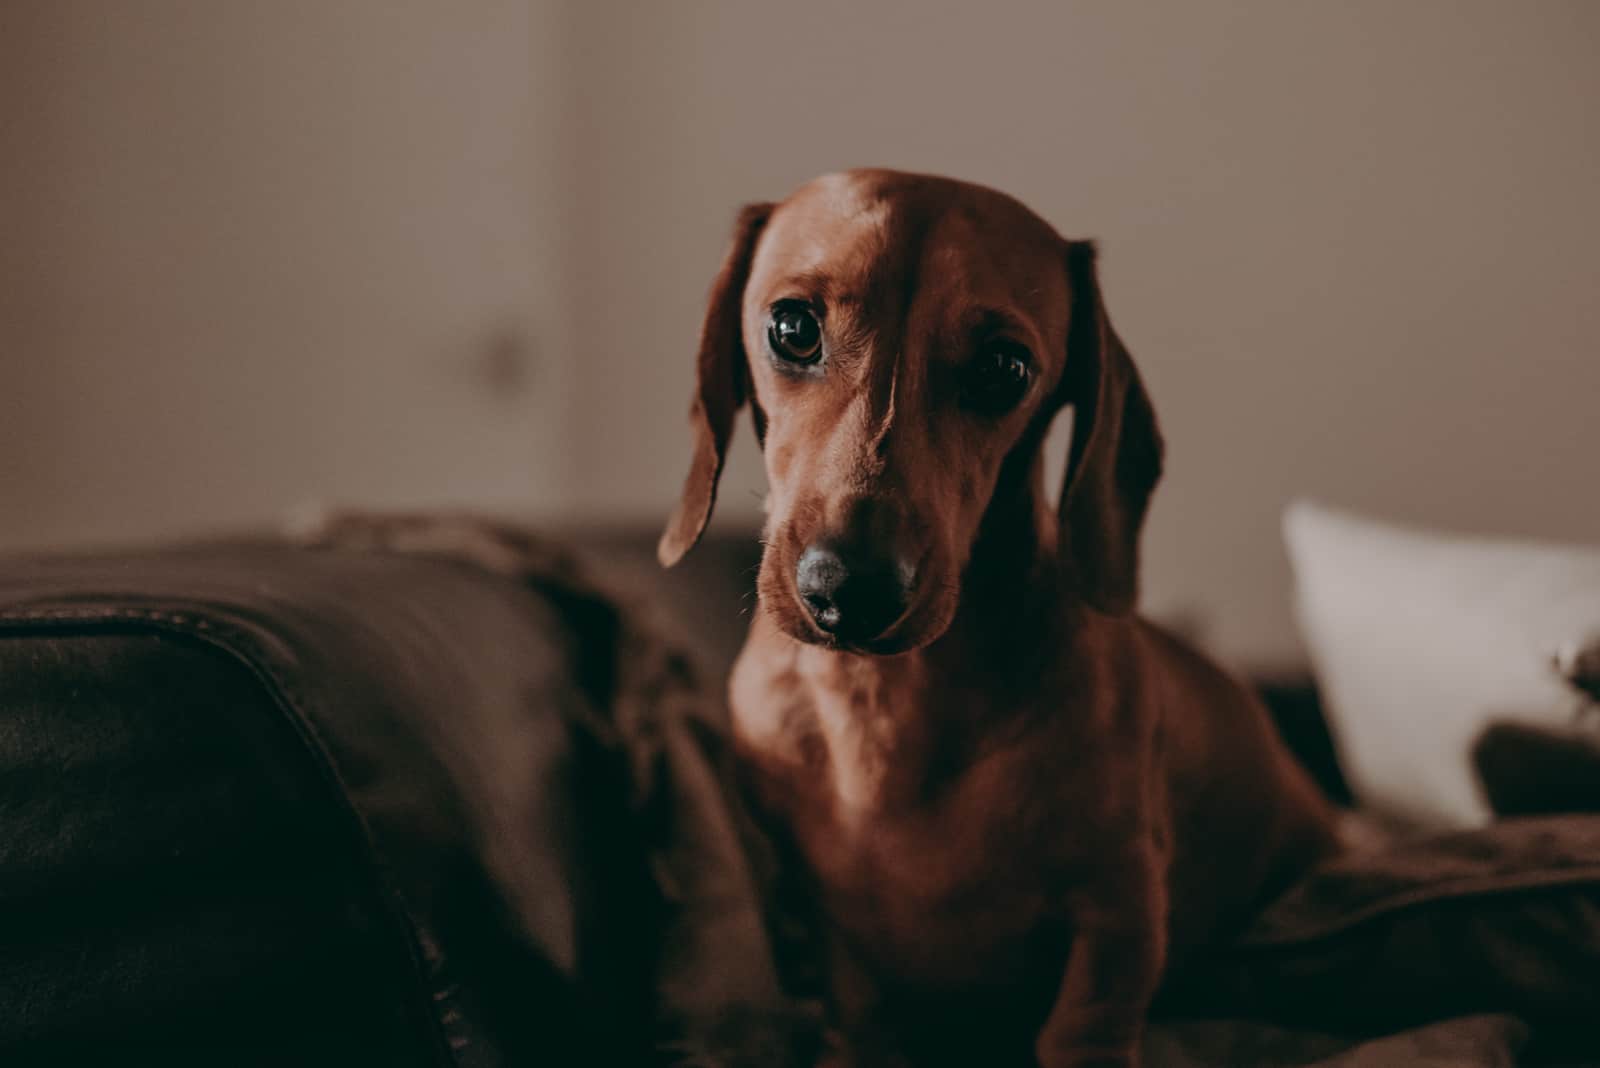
659,169 -> 1342,1067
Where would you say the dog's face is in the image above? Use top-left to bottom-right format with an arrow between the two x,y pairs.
660,169 -> 1162,654
741,173 -> 1071,652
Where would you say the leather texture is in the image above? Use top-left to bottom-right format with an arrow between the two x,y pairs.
0,542 -> 662,1067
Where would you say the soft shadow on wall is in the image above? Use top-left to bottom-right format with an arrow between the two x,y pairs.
3,1 -> 1597,669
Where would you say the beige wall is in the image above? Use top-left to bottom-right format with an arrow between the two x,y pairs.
4,2 -> 1597,667
2,1 -> 576,547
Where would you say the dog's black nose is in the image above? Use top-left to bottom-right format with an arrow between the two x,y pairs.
796,543 -> 912,643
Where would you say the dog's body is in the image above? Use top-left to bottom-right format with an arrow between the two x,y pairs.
731,603 -> 1335,1066
661,170 -> 1340,1067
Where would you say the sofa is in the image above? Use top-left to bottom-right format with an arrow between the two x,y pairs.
2,522 -> 1597,1067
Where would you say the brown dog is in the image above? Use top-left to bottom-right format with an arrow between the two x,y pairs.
659,170 -> 1340,1067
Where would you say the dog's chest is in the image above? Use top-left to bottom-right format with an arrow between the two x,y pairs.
820,770 -> 1065,982
731,650 -> 1074,982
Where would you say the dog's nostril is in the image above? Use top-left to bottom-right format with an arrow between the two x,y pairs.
796,545 -> 849,634
803,592 -> 842,631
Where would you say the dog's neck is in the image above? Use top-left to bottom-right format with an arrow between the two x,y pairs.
770,473 -> 1083,815
941,473 -> 1066,662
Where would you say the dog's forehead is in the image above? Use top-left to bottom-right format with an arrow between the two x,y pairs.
748,170 -> 1066,314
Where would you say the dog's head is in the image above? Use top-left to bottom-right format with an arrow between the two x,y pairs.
660,169 -> 1162,654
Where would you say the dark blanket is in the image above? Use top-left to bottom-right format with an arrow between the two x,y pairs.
1152,818 -> 1600,1065
3,516 -> 1598,1066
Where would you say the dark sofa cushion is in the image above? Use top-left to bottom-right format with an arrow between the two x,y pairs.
0,543 -> 680,1067
0,625 -> 449,1067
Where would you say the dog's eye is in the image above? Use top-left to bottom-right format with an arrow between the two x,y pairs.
965,341 -> 1032,414
768,303 -> 823,365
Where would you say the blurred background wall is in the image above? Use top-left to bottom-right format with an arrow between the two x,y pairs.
3,1 -> 1597,668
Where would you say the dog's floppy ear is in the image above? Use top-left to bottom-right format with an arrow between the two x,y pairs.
658,202 -> 774,567
1054,240 -> 1164,615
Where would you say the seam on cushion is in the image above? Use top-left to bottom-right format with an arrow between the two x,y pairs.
1239,866 -> 1600,948
0,607 -> 315,739
0,605 -> 460,1067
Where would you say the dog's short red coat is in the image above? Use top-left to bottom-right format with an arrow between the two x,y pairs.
661,170 -> 1340,1068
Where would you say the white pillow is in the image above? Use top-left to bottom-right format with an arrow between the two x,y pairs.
1284,501 -> 1600,828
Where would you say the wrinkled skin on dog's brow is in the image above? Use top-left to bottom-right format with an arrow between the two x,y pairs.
660,169 -> 1342,1068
